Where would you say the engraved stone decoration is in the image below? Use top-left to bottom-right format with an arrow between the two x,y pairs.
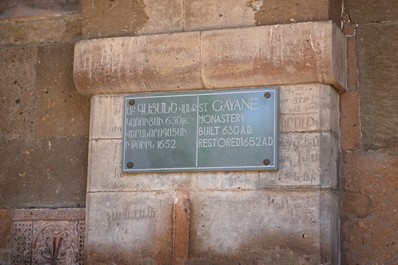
12,208 -> 85,265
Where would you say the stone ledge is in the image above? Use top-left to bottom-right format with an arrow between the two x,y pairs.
73,21 -> 347,96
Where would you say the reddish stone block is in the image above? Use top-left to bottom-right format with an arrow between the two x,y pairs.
340,91 -> 361,151
0,209 -> 13,248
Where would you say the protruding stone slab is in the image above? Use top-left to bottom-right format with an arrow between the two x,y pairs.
86,192 -> 174,265
73,21 -> 347,96
188,190 -> 338,265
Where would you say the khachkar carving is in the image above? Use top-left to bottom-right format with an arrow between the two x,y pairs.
12,209 -> 85,265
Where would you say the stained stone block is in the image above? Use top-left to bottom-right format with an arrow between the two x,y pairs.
0,15 -> 82,46
0,46 -> 37,140
184,0 -> 255,31
188,190 -> 338,265
280,84 -> 339,134
35,43 -> 90,138
0,137 -> 88,208
259,132 -> 338,189
73,21 -> 347,96
86,192 -> 174,265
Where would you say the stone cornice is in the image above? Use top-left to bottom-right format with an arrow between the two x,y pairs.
73,21 -> 347,96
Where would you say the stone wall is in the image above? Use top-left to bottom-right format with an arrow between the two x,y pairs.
0,0 -> 397,264
340,0 -> 398,264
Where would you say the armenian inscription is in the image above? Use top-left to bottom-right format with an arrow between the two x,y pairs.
122,88 -> 279,172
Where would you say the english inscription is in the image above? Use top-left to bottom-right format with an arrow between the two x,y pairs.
123,89 -> 279,172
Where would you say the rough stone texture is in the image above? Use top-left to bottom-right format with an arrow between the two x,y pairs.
35,43 -> 90,137
0,15 -> 82,46
173,191 -> 190,265
82,0 -> 150,39
340,91 -> 361,151
0,46 -> 37,140
86,192 -> 174,265
0,0 -> 79,19
184,0 -> 254,31
254,0 -> 343,27
346,0 -> 398,23
357,23 -> 398,150
0,137 -> 88,208
74,31 -> 203,96
259,132 -> 338,188
0,209 -> 13,265
73,21 -> 347,96
188,190 -> 338,265
342,150 -> 398,265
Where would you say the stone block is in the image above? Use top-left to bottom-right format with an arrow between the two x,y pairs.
0,15 -> 82,46
0,209 -> 13,248
188,190 -> 338,264
82,0 -> 184,39
254,0 -> 341,26
0,46 -> 37,140
357,23 -> 398,149
259,132 -> 338,188
0,137 -> 88,208
280,84 -> 339,134
201,21 -> 347,92
342,151 -> 398,264
340,91 -> 361,151
346,0 -> 398,23
74,31 -> 203,96
73,21 -> 348,96
184,0 -> 254,31
137,0 -> 183,35
35,43 -> 90,138
86,192 -> 174,265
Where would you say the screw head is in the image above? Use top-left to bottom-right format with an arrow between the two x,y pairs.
128,99 -> 135,106
263,159 -> 270,166
264,92 -> 271,99
127,162 -> 134,169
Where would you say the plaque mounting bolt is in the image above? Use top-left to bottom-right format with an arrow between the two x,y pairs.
263,159 -> 270,166
127,162 -> 134,169
264,92 -> 271,99
128,99 -> 135,106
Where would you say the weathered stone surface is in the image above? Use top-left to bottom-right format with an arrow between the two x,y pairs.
0,15 -> 82,46
82,0 -> 150,39
357,23 -> 398,150
0,0 -> 79,19
137,0 -> 183,35
73,21 -> 347,96
86,192 -> 174,265
346,0 -> 398,23
173,191 -> 190,265
280,84 -> 339,134
74,31 -> 203,96
254,0 -> 342,26
201,21 -> 346,92
259,132 -> 338,188
35,44 -> 90,138
342,150 -> 398,265
188,190 -> 338,265
0,46 -> 37,140
0,209 -> 13,248
340,91 -> 361,151
0,137 -> 88,208
184,0 -> 254,31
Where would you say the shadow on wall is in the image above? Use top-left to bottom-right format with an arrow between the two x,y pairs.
0,0 -> 79,19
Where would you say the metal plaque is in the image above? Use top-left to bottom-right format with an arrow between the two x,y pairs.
122,88 -> 279,173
